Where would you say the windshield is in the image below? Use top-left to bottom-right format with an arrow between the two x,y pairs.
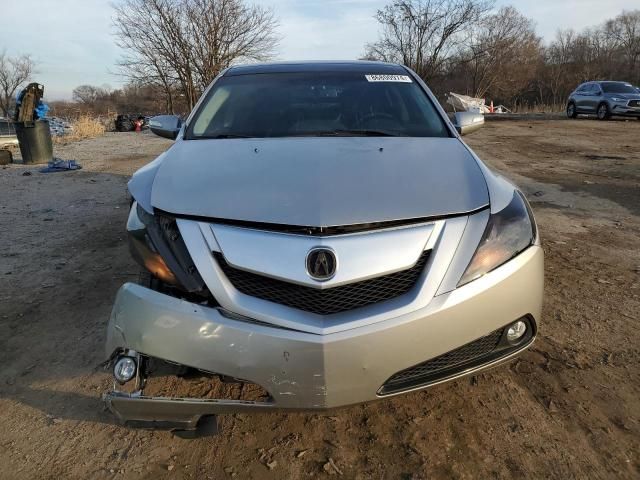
601,82 -> 637,94
186,72 -> 449,139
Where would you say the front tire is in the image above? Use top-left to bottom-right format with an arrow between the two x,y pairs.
566,102 -> 577,118
597,103 -> 610,120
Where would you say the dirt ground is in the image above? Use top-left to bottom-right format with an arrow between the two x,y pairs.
1,120 -> 639,479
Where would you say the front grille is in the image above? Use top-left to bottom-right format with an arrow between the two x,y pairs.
379,328 -> 505,394
214,251 -> 430,315
629,100 -> 640,108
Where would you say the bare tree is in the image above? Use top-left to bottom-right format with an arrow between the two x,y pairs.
531,12 -> 640,107
72,84 -> 110,104
113,0 -> 280,111
541,30 -> 579,105
365,0 -> 493,81
0,50 -> 35,118
604,10 -> 640,83
465,7 -> 541,99
114,0 -> 195,108
118,53 -> 179,113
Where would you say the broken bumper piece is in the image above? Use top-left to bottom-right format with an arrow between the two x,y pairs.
104,392 -> 278,431
104,246 -> 543,426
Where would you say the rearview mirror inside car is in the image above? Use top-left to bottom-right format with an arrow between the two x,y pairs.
453,112 -> 484,136
149,115 -> 182,140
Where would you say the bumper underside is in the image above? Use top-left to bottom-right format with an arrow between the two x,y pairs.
104,246 -> 543,426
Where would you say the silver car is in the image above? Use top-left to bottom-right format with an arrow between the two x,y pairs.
104,61 -> 543,435
566,81 -> 640,120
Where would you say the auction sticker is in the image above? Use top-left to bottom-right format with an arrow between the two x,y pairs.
365,74 -> 412,83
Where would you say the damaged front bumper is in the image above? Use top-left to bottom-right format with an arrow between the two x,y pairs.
104,246 -> 543,428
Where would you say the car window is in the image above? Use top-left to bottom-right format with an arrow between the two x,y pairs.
584,84 -> 596,94
601,82 -> 637,94
187,72 -> 449,139
576,84 -> 589,93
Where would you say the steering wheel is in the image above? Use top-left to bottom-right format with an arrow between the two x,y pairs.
353,112 -> 396,128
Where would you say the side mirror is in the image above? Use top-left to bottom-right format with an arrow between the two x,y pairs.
149,115 -> 182,140
453,112 -> 484,136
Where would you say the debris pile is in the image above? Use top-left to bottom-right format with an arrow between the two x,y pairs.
13,83 -> 54,164
446,92 -> 512,114
115,114 -> 148,132
46,117 -> 73,136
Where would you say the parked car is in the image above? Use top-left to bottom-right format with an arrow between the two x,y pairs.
566,81 -> 640,120
0,117 -> 18,147
105,61 -> 543,436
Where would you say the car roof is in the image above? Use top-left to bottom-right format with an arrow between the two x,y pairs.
597,81 -> 632,86
224,60 -> 408,76
578,80 -> 634,88
591,80 -> 631,85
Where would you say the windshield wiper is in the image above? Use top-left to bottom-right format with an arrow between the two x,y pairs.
204,133 -> 253,139
331,129 -> 400,137
200,130 -> 402,139
292,129 -> 400,137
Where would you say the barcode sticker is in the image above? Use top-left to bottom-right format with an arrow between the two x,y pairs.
365,74 -> 412,83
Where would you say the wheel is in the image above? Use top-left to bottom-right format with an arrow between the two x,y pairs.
597,103 -> 610,120
566,102 -> 577,119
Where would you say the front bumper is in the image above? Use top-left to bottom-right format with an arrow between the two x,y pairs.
610,102 -> 640,116
105,245 -> 543,426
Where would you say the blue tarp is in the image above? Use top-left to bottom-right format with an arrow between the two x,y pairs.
35,101 -> 49,119
39,159 -> 82,173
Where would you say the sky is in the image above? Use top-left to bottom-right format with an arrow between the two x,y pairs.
0,0 -> 637,100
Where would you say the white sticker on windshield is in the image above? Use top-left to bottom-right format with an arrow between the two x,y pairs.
365,74 -> 412,83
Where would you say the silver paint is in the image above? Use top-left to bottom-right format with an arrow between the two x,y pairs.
112,62 -> 543,426
104,245 -> 543,417
209,221 -> 435,288
149,137 -> 489,226
177,216 -> 468,334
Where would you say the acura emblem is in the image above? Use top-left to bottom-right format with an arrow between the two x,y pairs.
306,248 -> 337,281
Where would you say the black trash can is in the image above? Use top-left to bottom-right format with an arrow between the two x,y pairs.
15,120 -> 53,164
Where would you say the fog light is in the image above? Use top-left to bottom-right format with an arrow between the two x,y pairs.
507,320 -> 527,343
113,356 -> 137,384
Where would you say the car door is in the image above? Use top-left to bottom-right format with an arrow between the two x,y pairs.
573,83 -> 590,112
585,84 -> 602,112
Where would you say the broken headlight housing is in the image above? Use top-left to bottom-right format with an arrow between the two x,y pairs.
127,202 -> 207,294
458,191 -> 536,287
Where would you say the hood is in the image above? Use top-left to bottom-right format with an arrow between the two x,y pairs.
149,137 -> 489,226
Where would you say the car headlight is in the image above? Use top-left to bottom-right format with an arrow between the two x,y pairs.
127,201 -> 207,293
458,191 -> 536,287
127,203 -> 180,285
